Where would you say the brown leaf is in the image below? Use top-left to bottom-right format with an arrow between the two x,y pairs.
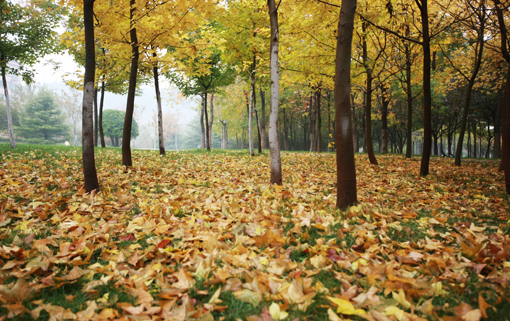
478,294 -> 492,318
0,278 -> 33,303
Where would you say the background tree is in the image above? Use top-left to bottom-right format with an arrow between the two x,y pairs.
0,0 -> 62,148
102,109 -> 139,147
17,88 -> 69,144
59,88 -> 82,145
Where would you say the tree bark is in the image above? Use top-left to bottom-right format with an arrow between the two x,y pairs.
351,94 -> 358,152
364,67 -> 378,165
502,64 -> 510,193
283,107 -> 289,150
419,0 -> 432,176
121,0 -> 139,167
153,52 -> 165,155
455,5 -> 486,166
99,77 -> 106,148
1,57 -> 16,149
94,87 -> 98,147
328,91 -> 332,152
494,89 -> 503,158
381,84 -> 390,154
248,87 -> 254,156
82,0 -> 99,192
335,0 -> 358,209
209,92 -> 214,149
259,87 -> 267,149
204,91 -> 210,151
317,89 -> 322,153
200,95 -> 205,148
268,0 -> 282,185
309,93 -> 316,152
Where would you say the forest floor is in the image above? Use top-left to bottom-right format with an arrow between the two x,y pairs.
0,144 -> 509,321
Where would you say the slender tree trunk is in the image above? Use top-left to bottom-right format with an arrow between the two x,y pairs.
419,0 -> 432,176
200,95 -> 205,148
283,107 -> 289,150
335,0 -> 357,209
94,88 -> 98,147
381,84 -> 389,154
473,121 -> 477,158
99,78 -> 106,148
268,0 -> 282,184
209,92 -> 214,149
351,94 -> 358,152
317,89 -> 322,153
82,0 -> 99,192
328,92 -> 332,152
364,68 -> 378,165
309,93 -> 316,152
1,58 -> 16,149
121,0 -> 139,167
455,12 -> 486,165
502,63 -> 510,192
153,52 -> 165,155
248,87 -> 254,156
204,91 -> 210,151
259,87 -> 267,149
494,89 -> 503,158
405,34 -> 413,158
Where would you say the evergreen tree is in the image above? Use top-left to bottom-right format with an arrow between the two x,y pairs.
17,89 -> 69,144
103,109 -> 139,147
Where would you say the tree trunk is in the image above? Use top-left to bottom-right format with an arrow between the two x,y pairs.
502,63 -> 510,193
455,8 -> 486,166
121,0 -> 139,167
268,0 -> 282,185
204,91 -> 210,151
317,89 -> 322,153
308,93 -> 316,152
328,91 -> 332,152
335,0 -> 357,209
364,68 -> 378,165
405,34 -> 413,158
351,94 -> 358,152
209,92 -> 214,149
82,0 -> 99,192
99,78 -> 106,148
94,88 -> 98,147
473,121 -> 477,158
381,84 -> 389,154
1,58 -> 16,149
259,87 -> 267,149
200,95 -> 205,148
283,107 -> 289,150
248,87 -> 254,156
153,52 -> 165,155
419,0 -> 432,176
494,89 -> 503,158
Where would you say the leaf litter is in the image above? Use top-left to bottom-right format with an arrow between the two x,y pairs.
0,148 -> 509,321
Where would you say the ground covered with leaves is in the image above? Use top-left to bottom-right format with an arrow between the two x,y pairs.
0,145 -> 509,321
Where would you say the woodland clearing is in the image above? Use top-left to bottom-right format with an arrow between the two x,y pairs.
0,145 -> 509,321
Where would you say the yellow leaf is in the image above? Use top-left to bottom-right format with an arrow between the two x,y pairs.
392,289 -> 411,309
384,306 -> 406,321
326,297 -> 366,315
269,302 -> 288,320
351,258 -> 367,271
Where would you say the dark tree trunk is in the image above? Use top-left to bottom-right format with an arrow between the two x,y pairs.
82,0 -> 99,192
419,0 -> 433,176
153,52 -> 165,155
455,4 -> 486,166
335,0 -> 357,209
309,93 -> 316,152
364,68 -> 378,165
259,87 -> 267,149
121,0 -> 139,167
283,107 -> 289,150
381,84 -> 389,154
405,38 -> 413,159
494,89 -> 503,158
99,78 -> 106,148
317,89 -> 322,153
209,92 -> 214,149
502,64 -> 510,193
200,95 -> 205,148
94,88 -> 98,147
351,94 -> 358,152
204,91 -> 210,151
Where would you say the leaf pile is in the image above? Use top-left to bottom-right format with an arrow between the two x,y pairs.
0,148 -> 509,321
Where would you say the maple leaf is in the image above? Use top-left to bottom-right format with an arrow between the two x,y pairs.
0,278 -> 33,303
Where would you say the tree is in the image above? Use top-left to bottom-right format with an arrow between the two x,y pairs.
17,89 -> 69,144
0,99 -> 20,133
59,88 -> 82,145
81,0 -> 99,192
335,0 -> 358,209
268,0 -> 282,185
0,0 -> 62,148
103,109 -> 139,147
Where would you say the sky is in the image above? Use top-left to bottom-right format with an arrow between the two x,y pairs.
31,51 -> 199,131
